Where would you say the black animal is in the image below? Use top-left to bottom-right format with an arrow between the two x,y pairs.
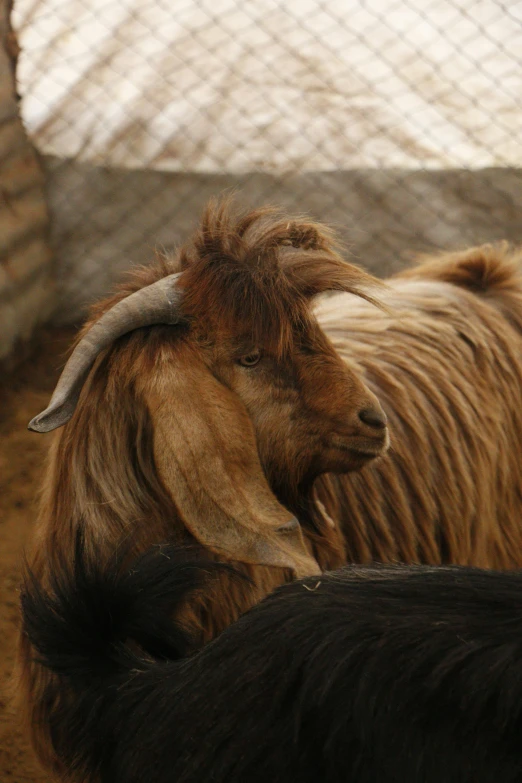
21,537 -> 522,783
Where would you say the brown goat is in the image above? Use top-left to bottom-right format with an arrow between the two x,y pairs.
315,244 -> 522,566
18,201 -> 522,778
18,201 -> 389,775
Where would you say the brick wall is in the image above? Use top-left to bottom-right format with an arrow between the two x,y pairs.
0,0 -> 53,362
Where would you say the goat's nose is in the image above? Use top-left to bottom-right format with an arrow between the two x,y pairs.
359,407 -> 387,430
276,517 -> 300,534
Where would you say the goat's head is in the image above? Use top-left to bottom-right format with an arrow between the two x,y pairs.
29,199 -> 388,577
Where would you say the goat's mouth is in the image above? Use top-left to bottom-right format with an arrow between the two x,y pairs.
330,431 -> 389,461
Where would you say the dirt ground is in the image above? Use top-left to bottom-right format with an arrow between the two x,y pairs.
0,327 -> 76,783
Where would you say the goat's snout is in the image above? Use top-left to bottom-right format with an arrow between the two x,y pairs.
358,406 -> 387,430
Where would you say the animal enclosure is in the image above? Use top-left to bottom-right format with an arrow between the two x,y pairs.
3,0 -> 522,348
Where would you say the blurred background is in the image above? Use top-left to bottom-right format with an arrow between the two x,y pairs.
3,0 -> 522,358
0,2 -> 521,778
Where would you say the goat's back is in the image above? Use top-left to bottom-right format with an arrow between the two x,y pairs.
20,543 -> 522,783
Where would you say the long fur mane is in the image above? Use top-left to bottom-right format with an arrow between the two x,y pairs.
316,242 -> 522,567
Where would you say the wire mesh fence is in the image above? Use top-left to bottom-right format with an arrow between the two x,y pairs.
11,0 -> 522,320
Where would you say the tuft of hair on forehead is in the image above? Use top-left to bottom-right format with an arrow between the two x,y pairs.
177,196 -> 384,357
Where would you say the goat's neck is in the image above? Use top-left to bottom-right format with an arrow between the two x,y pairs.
272,477 -> 321,535
269,475 -> 346,571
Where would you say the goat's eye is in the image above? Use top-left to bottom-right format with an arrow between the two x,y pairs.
238,350 -> 261,367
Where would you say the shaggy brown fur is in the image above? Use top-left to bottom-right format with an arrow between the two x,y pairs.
18,200 -> 389,777
17,203 -> 522,780
317,243 -> 522,565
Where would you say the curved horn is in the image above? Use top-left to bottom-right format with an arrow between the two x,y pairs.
28,273 -> 183,434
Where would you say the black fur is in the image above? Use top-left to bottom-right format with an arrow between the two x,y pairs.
21,538 -> 522,783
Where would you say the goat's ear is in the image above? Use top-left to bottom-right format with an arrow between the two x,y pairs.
139,350 -> 320,579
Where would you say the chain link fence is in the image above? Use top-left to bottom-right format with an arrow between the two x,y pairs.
11,0 -> 522,321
